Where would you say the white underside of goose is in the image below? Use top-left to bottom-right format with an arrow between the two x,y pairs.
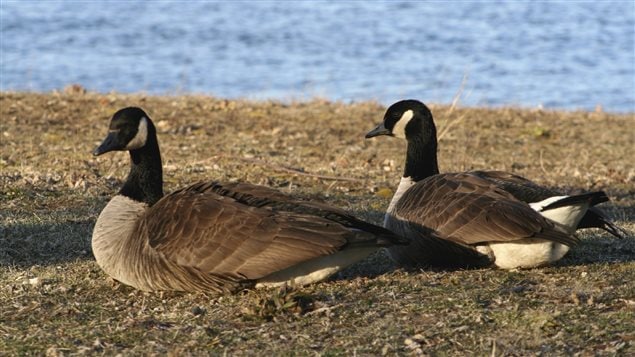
255,246 -> 378,288
476,240 -> 569,269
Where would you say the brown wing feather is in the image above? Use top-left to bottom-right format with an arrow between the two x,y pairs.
394,173 -> 578,246
187,181 -> 408,244
138,184 -> 377,281
470,170 -> 559,202
201,181 -> 353,217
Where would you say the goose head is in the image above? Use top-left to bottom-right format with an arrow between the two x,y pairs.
93,107 -> 155,156
365,99 -> 440,181
365,99 -> 436,141
93,107 -> 163,205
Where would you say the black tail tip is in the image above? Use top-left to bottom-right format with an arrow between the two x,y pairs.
543,191 -> 610,210
588,191 -> 610,206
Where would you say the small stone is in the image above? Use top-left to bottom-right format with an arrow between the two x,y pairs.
93,338 -> 104,351
191,306 -> 206,316
156,120 -> 171,131
375,187 -> 393,198
29,277 -> 40,286
412,333 -> 425,342
45,346 -> 58,357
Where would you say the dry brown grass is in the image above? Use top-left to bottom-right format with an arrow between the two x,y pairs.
1,91 -> 634,355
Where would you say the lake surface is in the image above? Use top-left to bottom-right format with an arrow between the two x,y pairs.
1,1 -> 634,112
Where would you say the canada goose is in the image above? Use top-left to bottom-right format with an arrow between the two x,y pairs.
365,99 -> 623,269
92,107 -> 408,293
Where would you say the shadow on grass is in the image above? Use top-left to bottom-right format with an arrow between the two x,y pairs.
0,216 -> 94,267
556,234 -> 635,267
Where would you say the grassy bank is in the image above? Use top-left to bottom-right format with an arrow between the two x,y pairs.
1,91 -> 633,355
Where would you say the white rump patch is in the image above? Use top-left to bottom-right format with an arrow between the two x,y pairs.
125,117 -> 148,150
530,195 -> 589,234
529,195 -> 568,211
392,109 -> 414,139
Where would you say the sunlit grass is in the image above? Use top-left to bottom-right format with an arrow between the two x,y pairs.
1,91 -> 633,355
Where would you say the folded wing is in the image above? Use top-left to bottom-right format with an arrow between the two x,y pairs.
393,173 -> 578,247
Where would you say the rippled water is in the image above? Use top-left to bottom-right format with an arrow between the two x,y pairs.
1,1 -> 634,112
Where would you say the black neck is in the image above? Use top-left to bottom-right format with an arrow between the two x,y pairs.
119,134 -> 164,206
403,134 -> 440,182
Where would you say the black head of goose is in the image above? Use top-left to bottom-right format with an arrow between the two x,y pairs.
92,107 -> 409,293
365,100 -> 623,269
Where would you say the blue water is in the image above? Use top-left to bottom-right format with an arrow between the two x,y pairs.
1,1 -> 634,112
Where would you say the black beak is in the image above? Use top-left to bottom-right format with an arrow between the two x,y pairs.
93,132 -> 119,156
365,123 -> 392,138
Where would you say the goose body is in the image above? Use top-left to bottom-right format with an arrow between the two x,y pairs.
366,100 -> 622,269
92,107 -> 407,293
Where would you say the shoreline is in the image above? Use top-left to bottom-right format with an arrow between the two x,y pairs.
2,89 -> 633,115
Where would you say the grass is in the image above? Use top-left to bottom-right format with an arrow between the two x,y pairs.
1,91 -> 634,355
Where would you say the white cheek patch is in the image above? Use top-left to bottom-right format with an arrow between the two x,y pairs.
125,117 -> 148,150
392,110 -> 413,139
